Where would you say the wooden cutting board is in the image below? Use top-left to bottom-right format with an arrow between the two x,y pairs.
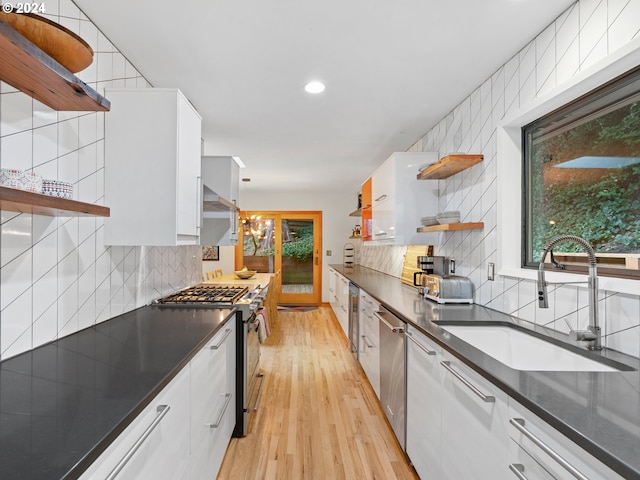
401,245 -> 434,287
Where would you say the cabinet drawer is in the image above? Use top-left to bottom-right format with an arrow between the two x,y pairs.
79,367 -> 190,480
191,325 -> 234,447
508,400 -> 625,480
508,439 -> 556,480
190,391 -> 235,479
440,351 -> 509,480
359,291 -> 380,313
359,297 -> 380,398
406,326 -> 442,479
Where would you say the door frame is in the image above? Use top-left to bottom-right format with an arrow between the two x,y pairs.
235,210 -> 322,305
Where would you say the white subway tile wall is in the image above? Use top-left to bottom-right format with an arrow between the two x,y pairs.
0,0 -> 201,360
361,0 -> 640,358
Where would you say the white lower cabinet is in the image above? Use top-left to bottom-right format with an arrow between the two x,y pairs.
358,290 -> 380,398
508,438 -> 556,480
79,320 -> 236,480
329,269 -> 350,340
440,350 -> 510,480
405,326 -> 442,480
79,367 -> 191,480
190,322 -> 237,479
507,400 -> 625,480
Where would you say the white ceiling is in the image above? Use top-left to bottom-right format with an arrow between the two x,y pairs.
75,0 -> 574,195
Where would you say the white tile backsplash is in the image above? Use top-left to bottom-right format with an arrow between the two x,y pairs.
370,0 -> 640,358
0,1 -> 201,360
1,93 -> 33,137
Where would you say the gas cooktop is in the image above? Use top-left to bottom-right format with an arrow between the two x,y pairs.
154,284 -> 249,306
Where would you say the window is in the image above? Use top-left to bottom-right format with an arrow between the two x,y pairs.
523,66 -> 640,279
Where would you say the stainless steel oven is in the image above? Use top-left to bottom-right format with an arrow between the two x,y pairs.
153,283 -> 265,437
236,305 -> 264,437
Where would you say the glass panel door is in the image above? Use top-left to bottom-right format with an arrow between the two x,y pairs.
280,217 -> 315,299
240,214 -> 276,273
236,211 -> 322,305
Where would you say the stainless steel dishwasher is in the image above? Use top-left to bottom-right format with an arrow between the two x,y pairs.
375,306 -> 406,450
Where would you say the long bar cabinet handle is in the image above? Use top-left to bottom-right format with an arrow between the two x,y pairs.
508,464 -> 528,480
210,328 -> 232,350
509,418 -> 589,480
106,404 -> 171,480
374,194 -> 387,202
207,393 -> 233,428
440,360 -> 495,403
196,176 -> 202,230
405,331 -> 436,355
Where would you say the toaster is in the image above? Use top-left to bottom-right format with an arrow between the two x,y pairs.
423,274 -> 474,304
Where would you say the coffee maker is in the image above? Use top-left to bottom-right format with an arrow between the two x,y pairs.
413,256 -> 454,292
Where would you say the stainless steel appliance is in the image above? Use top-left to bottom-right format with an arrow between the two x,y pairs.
413,256 -> 451,292
154,283 -> 265,437
423,274 -> 474,304
348,283 -> 359,358
375,306 -> 406,449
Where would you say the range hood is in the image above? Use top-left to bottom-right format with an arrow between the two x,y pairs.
203,184 -> 238,212
200,156 -> 241,246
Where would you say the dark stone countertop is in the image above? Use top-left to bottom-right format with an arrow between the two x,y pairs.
331,264 -> 640,480
0,305 -> 235,480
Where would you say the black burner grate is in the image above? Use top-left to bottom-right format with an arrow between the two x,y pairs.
155,284 -> 249,306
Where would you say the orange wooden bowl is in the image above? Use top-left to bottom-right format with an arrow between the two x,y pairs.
0,12 -> 93,73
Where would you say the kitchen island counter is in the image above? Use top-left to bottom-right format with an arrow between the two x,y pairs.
331,264 -> 640,480
204,272 -> 273,290
0,304 -> 235,480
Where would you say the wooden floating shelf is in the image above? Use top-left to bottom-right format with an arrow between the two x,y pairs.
0,19 -> 110,112
0,186 -> 110,217
417,154 -> 484,180
416,222 -> 484,233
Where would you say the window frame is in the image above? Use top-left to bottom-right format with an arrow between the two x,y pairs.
520,64 -> 640,281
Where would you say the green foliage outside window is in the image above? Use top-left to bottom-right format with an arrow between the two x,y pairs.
528,97 -> 640,261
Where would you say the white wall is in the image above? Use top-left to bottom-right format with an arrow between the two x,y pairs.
201,245 -> 236,279
406,0 -> 640,357
0,1 -> 201,360
239,189 -> 355,303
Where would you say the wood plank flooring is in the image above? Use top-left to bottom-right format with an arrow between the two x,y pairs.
217,306 -> 418,480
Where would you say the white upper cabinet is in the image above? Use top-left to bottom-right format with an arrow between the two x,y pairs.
368,152 -> 440,245
104,88 -> 202,246
201,156 -> 241,246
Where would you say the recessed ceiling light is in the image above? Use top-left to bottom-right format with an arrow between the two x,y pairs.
304,81 -> 325,94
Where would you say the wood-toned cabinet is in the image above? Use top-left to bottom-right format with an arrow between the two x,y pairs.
104,88 -> 202,246
361,177 -> 372,241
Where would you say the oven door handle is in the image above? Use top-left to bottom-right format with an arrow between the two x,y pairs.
251,373 -> 265,413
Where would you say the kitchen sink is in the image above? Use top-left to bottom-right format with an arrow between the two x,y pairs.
435,322 -> 635,372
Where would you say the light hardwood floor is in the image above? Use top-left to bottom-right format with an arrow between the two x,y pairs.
217,306 -> 419,480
